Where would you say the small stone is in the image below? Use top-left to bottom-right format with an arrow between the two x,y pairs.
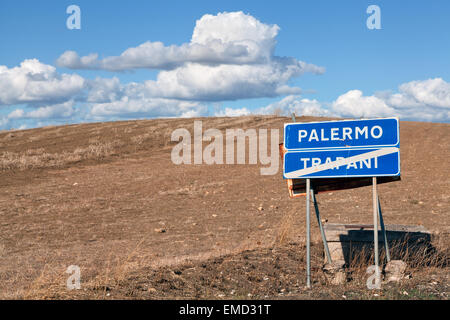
323,260 -> 347,285
212,214 -> 217,218
257,206 -> 264,211
154,228 -> 166,233
385,260 -> 407,283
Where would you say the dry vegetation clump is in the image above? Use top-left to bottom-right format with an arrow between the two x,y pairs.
130,133 -> 152,151
276,210 -> 299,245
346,238 -> 448,271
0,140 -> 124,171
10,235 -> 449,300
20,264 -> 67,300
342,237 -> 449,292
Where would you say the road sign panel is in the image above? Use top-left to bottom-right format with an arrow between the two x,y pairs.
284,118 -> 399,150
283,147 -> 400,179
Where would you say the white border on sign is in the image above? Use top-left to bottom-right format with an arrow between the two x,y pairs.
283,117 -> 400,151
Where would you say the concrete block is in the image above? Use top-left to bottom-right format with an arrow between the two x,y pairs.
322,223 -> 430,265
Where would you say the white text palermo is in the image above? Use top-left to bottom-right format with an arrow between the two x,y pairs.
298,125 -> 383,142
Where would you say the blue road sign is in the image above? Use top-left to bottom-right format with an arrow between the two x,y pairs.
284,118 -> 399,150
283,118 -> 401,179
283,147 -> 400,179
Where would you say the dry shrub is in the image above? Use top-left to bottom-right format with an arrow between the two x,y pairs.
88,136 -> 100,144
25,148 -> 46,156
0,140 -> 123,171
130,133 -> 151,150
346,237 -> 448,275
276,211 -> 298,245
129,127 -> 175,149
21,264 -> 67,300
162,127 -> 175,146
272,107 -> 285,117
74,141 -> 121,160
388,238 -> 448,268
87,238 -> 149,297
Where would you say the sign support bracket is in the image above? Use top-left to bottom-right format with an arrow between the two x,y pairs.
378,196 -> 391,262
304,179 -> 391,288
310,187 -> 332,264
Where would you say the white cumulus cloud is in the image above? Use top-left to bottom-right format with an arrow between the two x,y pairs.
331,90 -> 396,118
215,107 -> 251,117
56,11 -> 286,70
249,78 -> 450,122
258,95 -> 330,117
89,97 -> 207,120
385,78 -> 450,109
56,11 -> 324,102
331,79 -> 450,121
0,59 -> 84,106
6,100 -> 75,120
141,58 -> 317,101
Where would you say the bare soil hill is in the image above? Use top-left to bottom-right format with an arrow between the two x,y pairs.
0,116 -> 448,299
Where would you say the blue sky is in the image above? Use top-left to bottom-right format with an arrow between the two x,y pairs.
1,0 -> 449,129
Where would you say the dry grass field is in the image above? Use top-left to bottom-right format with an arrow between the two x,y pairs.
0,115 -> 448,299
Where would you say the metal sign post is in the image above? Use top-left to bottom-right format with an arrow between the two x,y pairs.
306,178 -> 311,288
372,177 -> 379,280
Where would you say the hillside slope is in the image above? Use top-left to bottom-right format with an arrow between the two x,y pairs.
0,116 -> 448,299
